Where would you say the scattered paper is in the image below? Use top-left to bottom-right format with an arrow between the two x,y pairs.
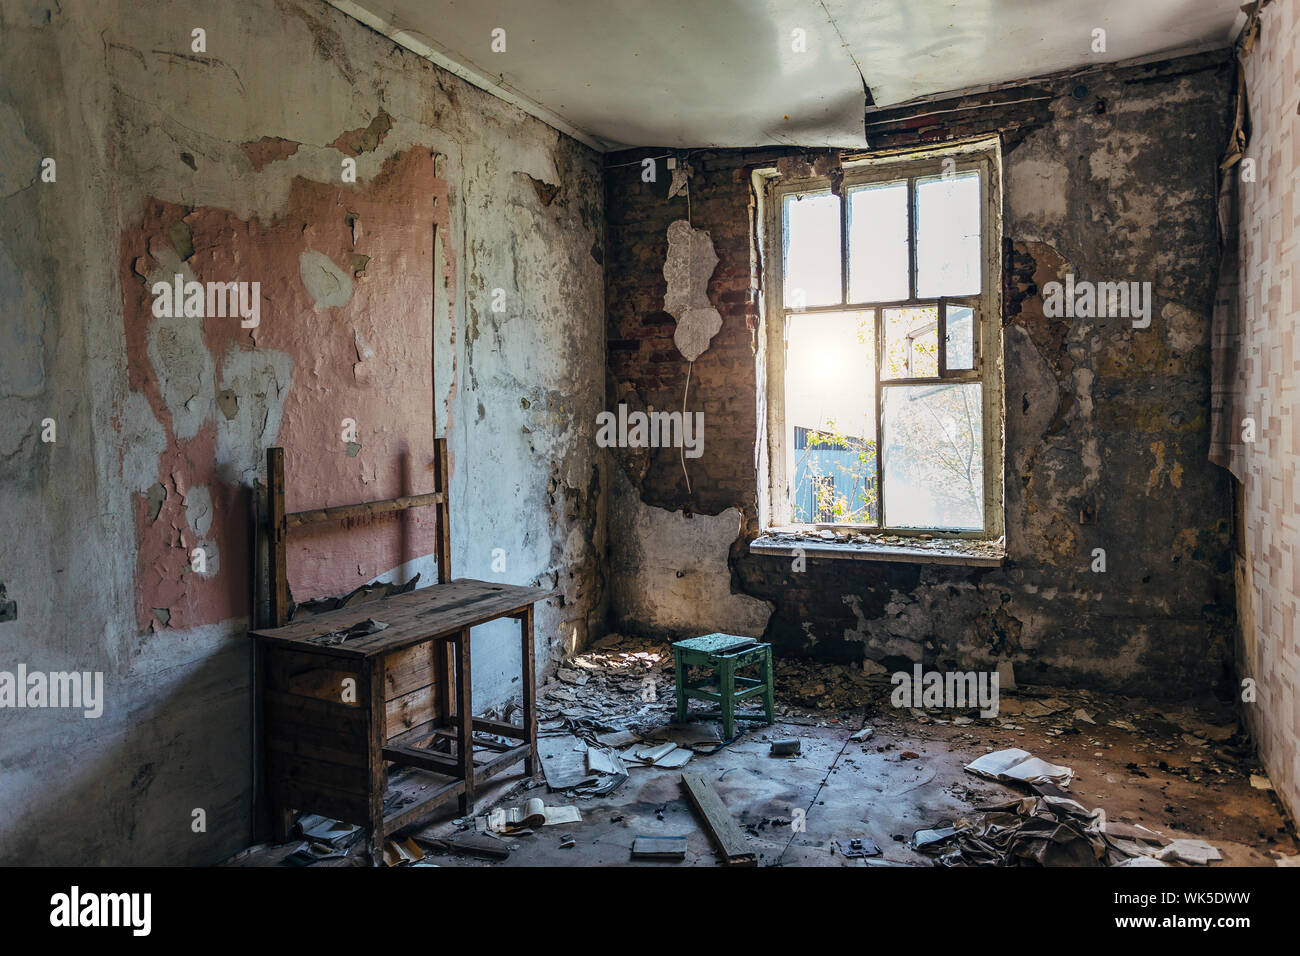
483,798 -> 582,833
383,836 -> 425,866
621,741 -> 693,768
965,748 -> 1074,787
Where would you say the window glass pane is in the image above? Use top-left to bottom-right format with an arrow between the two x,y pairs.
783,191 -> 841,308
946,305 -> 975,370
785,310 -> 877,524
883,306 -> 939,380
847,181 -> 908,303
882,383 -> 983,530
915,172 -> 980,297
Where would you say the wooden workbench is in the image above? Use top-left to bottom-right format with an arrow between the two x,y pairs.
250,578 -> 549,855
249,437 -> 549,860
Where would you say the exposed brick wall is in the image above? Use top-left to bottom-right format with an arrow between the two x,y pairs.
605,50 -> 1239,698
605,150 -> 780,515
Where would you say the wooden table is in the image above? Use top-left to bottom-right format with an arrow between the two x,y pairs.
250,578 -> 550,858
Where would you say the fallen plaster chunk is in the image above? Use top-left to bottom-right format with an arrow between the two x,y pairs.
1156,839 -> 1222,865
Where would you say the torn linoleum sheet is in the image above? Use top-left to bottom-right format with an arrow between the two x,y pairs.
307,617 -> 388,647
913,796 -> 1117,867
965,747 -> 1074,787
913,794 -> 1200,868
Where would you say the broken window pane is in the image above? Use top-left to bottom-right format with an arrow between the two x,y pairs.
783,191 -> 842,308
847,181 -> 908,303
915,172 -> 980,297
883,306 -> 939,380
946,304 -> 975,370
785,310 -> 877,524
882,383 -> 983,530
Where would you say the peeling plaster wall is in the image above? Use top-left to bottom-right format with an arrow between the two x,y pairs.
1231,1 -> 1300,824
0,0 -> 605,864
604,51 -> 1235,698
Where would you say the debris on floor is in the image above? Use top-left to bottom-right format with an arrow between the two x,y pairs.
632,834 -> 687,861
233,634 -> 1294,869
913,795 -> 1137,867
1156,838 -> 1223,865
965,748 -> 1075,787
621,741 -> 693,768
835,837 -> 881,858
682,771 -> 757,867
382,836 -> 426,866
479,798 -> 582,833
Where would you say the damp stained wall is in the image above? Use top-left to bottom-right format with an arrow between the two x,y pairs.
604,50 -> 1236,698
1230,0 -> 1300,825
0,0 -> 606,864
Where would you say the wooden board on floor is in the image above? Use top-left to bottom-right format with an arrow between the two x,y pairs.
680,772 -> 757,867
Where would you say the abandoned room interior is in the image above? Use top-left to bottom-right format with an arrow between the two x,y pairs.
1,0 -> 1299,892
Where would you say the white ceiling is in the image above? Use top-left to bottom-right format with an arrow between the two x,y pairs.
328,0 -> 1244,151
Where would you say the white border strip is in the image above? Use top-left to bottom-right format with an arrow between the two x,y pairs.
325,0 -> 608,152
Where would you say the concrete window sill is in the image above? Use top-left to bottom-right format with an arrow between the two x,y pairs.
750,531 -> 1007,567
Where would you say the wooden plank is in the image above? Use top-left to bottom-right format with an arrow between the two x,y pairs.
270,777 -> 370,828
385,685 -> 437,740
386,717 -> 445,748
681,772 -> 758,867
382,744 -> 463,777
249,578 -> 552,658
266,447 -> 289,627
471,716 -> 527,740
266,731 -> 369,770
282,665 -> 363,707
382,778 -> 464,833
384,640 -> 437,701
269,752 -> 369,792
265,689 -> 368,737
285,490 -> 444,529
366,658 -> 387,845
434,436 -> 451,584
474,743 -> 529,784
453,629 -> 473,813
520,604 -> 537,778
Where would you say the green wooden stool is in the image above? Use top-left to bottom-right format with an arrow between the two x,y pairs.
672,634 -> 774,740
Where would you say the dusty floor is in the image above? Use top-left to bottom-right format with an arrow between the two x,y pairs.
230,634 -> 1298,867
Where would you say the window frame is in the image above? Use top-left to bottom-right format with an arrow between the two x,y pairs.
756,140 -> 1005,540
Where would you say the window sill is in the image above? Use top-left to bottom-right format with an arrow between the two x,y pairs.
750,530 -> 1006,567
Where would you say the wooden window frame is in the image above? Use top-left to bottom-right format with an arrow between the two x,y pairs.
756,140 -> 1005,540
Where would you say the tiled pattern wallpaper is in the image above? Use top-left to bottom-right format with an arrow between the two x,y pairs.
1236,0 -> 1300,825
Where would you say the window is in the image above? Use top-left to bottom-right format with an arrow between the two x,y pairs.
758,142 -> 1004,539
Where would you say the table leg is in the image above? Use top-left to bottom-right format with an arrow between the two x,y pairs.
521,605 -> 538,778
674,650 -> 687,723
719,660 -> 735,740
453,628 -> 474,815
368,657 -> 387,865
762,645 -> 775,725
